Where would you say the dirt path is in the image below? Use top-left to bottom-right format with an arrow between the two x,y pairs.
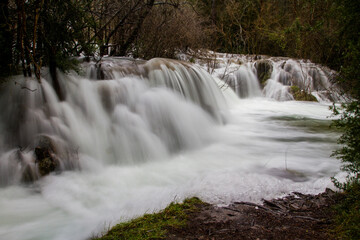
167,189 -> 338,240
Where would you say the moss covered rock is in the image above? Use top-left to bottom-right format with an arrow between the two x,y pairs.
34,136 -> 59,176
290,86 -> 317,101
255,60 -> 273,87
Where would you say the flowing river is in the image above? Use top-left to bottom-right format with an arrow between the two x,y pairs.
0,56 -> 342,240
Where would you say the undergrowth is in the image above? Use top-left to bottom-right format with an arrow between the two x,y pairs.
331,101 -> 360,239
333,183 -> 360,240
92,197 -> 204,240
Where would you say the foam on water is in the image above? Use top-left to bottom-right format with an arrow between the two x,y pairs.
0,58 -> 342,240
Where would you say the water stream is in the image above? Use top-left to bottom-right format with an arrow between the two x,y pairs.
0,57 -> 342,240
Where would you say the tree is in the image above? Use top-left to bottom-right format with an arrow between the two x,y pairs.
331,0 -> 360,189
0,0 -> 13,78
6,0 -> 96,98
135,1 -> 207,58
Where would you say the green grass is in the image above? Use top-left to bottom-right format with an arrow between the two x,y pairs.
92,197 -> 204,240
333,183 -> 360,240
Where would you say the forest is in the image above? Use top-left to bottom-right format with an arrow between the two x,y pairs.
0,0 -> 358,78
0,0 -> 360,239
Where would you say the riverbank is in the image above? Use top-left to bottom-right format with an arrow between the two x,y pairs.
94,188 -> 344,240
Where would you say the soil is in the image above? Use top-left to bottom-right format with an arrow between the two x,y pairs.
167,189 -> 340,240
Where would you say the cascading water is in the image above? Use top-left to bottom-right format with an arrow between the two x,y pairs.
0,58 -> 226,186
223,63 -> 262,98
181,52 -> 342,102
0,56 -> 343,240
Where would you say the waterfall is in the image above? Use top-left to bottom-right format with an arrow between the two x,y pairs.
0,58 -> 227,186
0,55 -> 342,185
0,56 -> 342,240
181,52 -> 342,102
223,63 -> 262,98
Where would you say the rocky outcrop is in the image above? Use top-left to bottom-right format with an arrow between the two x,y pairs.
254,59 -> 273,86
34,135 -> 80,177
34,136 -> 59,176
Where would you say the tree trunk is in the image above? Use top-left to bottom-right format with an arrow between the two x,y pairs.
118,0 -> 155,56
49,50 -> 64,101
211,0 -> 217,24
0,0 -> 13,76
16,0 -> 32,77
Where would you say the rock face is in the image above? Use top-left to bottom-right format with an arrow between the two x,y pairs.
254,59 -> 273,86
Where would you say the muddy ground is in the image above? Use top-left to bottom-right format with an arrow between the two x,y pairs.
167,189 -> 339,240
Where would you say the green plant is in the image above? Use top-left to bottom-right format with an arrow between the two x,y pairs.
333,182 -> 360,239
331,101 -> 360,189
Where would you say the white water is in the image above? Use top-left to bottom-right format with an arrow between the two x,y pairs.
179,51 -> 342,102
0,57 -> 342,240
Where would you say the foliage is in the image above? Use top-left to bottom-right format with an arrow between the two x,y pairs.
39,0 -> 96,62
1,0 -> 353,74
190,0 -> 341,67
333,182 -> 360,240
331,101 -> 360,189
134,3 -> 206,59
93,197 -> 204,240
329,0 -> 360,189
1,0 -> 96,82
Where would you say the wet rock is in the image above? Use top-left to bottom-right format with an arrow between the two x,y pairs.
33,135 -> 80,177
254,60 -> 273,87
34,136 -> 59,176
290,85 -> 317,101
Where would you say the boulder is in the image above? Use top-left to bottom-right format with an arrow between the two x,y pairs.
34,135 -> 59,176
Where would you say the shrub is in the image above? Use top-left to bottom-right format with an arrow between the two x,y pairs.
331,101 -> 360,189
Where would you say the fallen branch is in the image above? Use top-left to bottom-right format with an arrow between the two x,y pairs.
15,81 -> 37,92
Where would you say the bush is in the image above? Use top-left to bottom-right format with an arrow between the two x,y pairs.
134,4 -> 208,59
331,101 -> 360,189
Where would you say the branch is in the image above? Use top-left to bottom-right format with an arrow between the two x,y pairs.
15,81 -> 37,92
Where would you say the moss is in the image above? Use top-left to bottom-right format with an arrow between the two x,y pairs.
93,197 -> 205,240
259,71 -> 271,87
333,183 -> 360,240
290,85 -> 317,101
38,157 -> 57,176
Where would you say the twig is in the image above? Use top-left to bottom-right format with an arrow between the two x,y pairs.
263,199 -> 286,211
292,215 -> 321,222
15,81 -> 37,92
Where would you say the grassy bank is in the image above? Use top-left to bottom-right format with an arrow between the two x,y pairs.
92,197 -> 205,240
92,189 -> 360,240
